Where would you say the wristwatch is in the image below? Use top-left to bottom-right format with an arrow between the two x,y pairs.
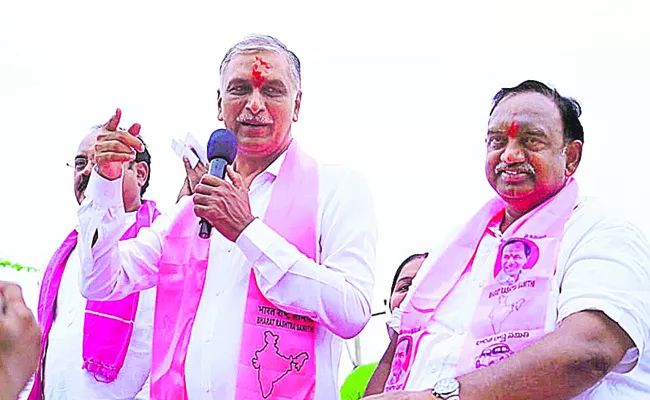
431,377 -> 461,399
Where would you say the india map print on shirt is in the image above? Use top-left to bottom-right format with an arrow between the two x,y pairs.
252,330 -> 310,398
489,295 -> 526,334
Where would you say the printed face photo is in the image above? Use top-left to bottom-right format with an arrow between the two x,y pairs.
388,335 -> 413,385
494,238 -> 539,285
501,241 -> 528,278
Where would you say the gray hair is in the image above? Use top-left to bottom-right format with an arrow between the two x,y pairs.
219,34 -> 301,91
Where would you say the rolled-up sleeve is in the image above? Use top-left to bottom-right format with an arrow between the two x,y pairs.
557,221 -> 650,371
236,169 -> 377,339
77,168 -> 168,301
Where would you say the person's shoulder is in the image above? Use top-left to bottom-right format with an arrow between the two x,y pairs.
559,197 -> 650,271
567,197 -> 647,243
317,163 -> 373,202
318,163 -> 369,184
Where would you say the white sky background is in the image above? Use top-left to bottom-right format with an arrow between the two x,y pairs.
1,0 -> 649,385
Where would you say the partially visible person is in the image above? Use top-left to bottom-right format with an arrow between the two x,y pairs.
340,253 -> 428,400
22,123 -> 159,400
0,281 -> 41,400
365,80 -> 650,399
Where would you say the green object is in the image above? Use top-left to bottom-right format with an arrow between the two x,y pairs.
340,361 -> 379,400
0,259 -> 37,273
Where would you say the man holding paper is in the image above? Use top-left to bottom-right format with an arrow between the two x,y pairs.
172,132 -> 208,201
77,34 -> 377,400
364,81 -> 650,399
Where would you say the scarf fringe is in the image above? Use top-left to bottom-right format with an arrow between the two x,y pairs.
82,359 -> 120,383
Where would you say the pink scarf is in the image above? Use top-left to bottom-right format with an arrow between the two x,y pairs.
151,140 -> 319,399
386,179 -> 578,390
28,200 -> 160,399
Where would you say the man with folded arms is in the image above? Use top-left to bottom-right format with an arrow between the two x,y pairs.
77,34 -> 377,400
365,80 -> 650,399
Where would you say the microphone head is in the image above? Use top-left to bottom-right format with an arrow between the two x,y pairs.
206,129 -> 237,163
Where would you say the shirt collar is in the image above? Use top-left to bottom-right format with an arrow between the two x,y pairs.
264,150 -> 286,178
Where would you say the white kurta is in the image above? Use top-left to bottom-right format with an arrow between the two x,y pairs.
400,198 -> 650,399
20,211 -> 155,400
76,151 -> 378,400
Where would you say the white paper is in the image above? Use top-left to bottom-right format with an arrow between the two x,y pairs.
171,132 -> 207,169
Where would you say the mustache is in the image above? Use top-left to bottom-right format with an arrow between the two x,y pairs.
495,162 -> 535,175
236,112 -> 273,124
77,175 -> 90,193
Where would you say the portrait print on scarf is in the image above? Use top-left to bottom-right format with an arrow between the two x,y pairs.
385,178 -> 578,391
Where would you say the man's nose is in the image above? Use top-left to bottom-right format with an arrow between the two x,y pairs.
500,139 -> 526,164
245,90 -> 266,114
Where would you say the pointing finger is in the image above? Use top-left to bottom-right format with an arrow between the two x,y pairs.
104,108 -> 122,131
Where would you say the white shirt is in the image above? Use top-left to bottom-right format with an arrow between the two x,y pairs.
20,212 -> 155,400
76,152 -> 378,400
401,198 -> 650,399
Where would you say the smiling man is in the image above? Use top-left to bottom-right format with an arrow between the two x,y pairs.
76,34 -> 377,400
22,125 -> 158,400
365,80 -> 650,399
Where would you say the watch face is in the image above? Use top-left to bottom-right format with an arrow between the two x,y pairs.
434,378 -> 460,395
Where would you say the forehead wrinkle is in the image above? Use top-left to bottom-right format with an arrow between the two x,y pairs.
221,50 -> 297,91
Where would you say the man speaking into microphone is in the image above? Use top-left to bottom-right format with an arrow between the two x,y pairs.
76,34 -> 377,400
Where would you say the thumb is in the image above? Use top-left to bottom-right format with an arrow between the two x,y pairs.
104,108 -> 122,131
183,155 -> 194,174
226,165 -> 246,190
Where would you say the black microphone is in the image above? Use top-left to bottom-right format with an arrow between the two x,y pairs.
198,129 -> 238,239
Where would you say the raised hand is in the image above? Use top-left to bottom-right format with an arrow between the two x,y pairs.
94,108 -> 144,180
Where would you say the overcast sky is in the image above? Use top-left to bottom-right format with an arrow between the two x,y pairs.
1,0 -> 649,382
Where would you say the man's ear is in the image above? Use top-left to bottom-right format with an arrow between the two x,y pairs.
564,140 -> 583,176
136,161 -> 149,188
292,91 -> 302,122
217,89 -> 224,121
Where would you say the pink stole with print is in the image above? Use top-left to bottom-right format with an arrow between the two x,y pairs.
385,179 -> 578,390
151,140 -> 319,400
28,200 -> 160,400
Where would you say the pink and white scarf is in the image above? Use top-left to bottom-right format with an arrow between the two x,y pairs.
386,179 -> 578,390
151,140 -> 319,400
28,200 -> 160,399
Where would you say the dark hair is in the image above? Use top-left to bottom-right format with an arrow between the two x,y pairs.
501,239 -> 531,257
390,252 -> 429,297
132,135 -> 151,197
490,80 -> 584,143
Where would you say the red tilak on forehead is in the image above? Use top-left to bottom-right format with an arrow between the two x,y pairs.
508,117 -> 520,138
251,57 -> 271,88
255,56 -> 271,69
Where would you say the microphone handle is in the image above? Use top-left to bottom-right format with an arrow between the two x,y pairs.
198,158 -> 229,239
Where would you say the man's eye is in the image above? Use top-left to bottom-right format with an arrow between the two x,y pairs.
75,159 -> 88,170
487,137 -> 506,148
229,85 -> 249,94
263,86 -> 284,96
524,137 -> 541,146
